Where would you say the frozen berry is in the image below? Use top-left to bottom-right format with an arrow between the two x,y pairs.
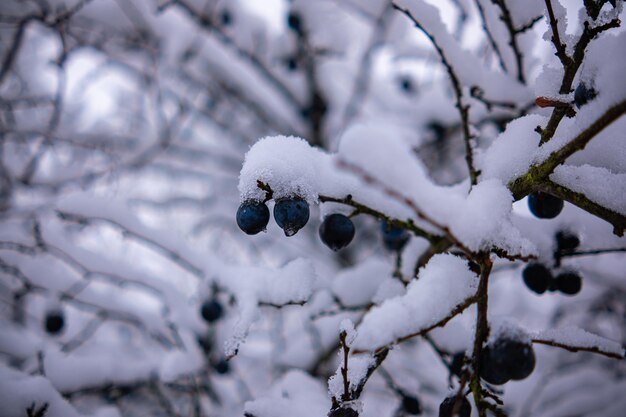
402,395 -> 422,415
438,395 -> 471,417
399,76 -> 415,94
287,12 -> 302,34
381,221 -> 410,252
528,192 -> 563,219
319,214 -> 355,251
285,56 -> 298,71
522,263 -> 552,294
220,9 -> 232,26
480,336 -> 535,384
555,271 -> 582,295
201,299 -> 223,323
274,197 -> 310,236
556,230 -> 580,252
328,407 -> 358,417
212,358 -> 230,374
237,200 -> 270,235
574,83 -> 596,108
44,310 -> 64,335
450,352 -> 466,377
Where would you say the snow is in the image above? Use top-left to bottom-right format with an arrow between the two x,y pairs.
533,326 -> 625,358
551,164 -> 626,215
243,370 -> 329,417
351,254 -> 478,351
0,365 -> 83,417
480,114 -> 545,183
239,129 -> 536,255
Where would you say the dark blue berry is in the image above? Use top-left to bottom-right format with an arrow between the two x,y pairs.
574,83 -> 596,109
236,200 -> 270,235
274,197 -> 310,236
201,299 -> 223,323
438,395 -> 471,417
522,263 -> 552,294
328,407 -> 358,417
556,230 -> 580,252
285,56 -> 298,71
220,9 -> 232,26
450,352 -> 466,377
287,12 -> 302,34
480,336 -> 535,384
528,192 -> 563,219
399,76 -> 415,94
381,221 -> 410,251
45,310 -> 64,335
402,395 -> 422,415
555,271 -> 582,295
212,358 -> 230,374
319,214 -> 355,251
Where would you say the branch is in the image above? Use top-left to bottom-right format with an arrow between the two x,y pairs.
541,180 -> 626,236
510,98 -> 626,199
392,3 -> 479,185
532,338 -> 625,360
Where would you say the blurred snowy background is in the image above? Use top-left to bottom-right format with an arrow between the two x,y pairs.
0,0 -> 625,416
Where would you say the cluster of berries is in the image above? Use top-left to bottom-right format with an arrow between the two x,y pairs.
522,230 -> 582,296
479,334 -> 535,385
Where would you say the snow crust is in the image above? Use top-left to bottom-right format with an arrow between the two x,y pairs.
352,254 -> 478,351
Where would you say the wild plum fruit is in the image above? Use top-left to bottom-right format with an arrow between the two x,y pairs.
522,263 -> 552,294
439,395 -> 471,417
237,200 -> 270,235
201,299 -> 223,323
381,221 -> 411,251
44,310 -> 64,335
274,197 -> 310,236
319,214 -> 355,251
528,192 -> 563,219
555,271 -> 582,295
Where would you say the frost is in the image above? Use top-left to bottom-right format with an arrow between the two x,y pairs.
352,254 -> 478,351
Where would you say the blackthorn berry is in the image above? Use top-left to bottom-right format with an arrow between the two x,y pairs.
274,197 -> 310,236
212,357 -> 230,374
399,76 -> 415,94
480,336 -> 535,384
438,395 -> 471,417
450,352 -> 466,377
236,200 -> 270,235
220,9 -> 232,26
555,271 -> 582,295
528,192 -> 563,219
319,213 -> 355,251
381,221 -> 411,251
556,230 -> 580,253
201,299 -> 223,323
574,83 -> 596,109
287,12 -> 302,34
44,310 -> 64,335
522,263 -> 552,294
328,407 -> 359,417
401,394 -> 422,415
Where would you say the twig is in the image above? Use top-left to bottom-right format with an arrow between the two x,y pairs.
392,3 -> 479,185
